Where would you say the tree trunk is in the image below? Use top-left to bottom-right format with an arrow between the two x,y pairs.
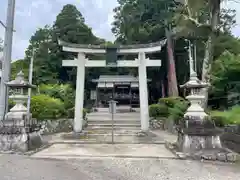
166,25 -> 179,97
201,0 -> 220,109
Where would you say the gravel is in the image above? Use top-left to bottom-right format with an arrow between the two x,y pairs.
0,154 -> 239,180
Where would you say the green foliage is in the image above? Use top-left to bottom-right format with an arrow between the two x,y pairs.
158,96 -> 189,123
112,0 -> 175,43
24,4 -> 105,86
39,84 -> 75,109
210,112 -> 228,127
159,97 -> 188,109
210,51 -> 240,108
210,106 -> 240,127
11,59 -> 29,80
149,104 -> 169,118
31,94 -> 65,120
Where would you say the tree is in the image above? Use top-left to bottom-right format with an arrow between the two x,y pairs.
25,4 -> 105,86
210,51 -> 240,108
25,26 -> 58,84
173,0 -> 236,107
112,0 -> 179,98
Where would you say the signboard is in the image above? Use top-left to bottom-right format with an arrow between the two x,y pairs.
109,100 -> 117,114
106,47 -> 117,67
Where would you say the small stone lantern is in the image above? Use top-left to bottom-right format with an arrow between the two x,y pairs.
5,71 -> 36,124
0,71 -> 42,152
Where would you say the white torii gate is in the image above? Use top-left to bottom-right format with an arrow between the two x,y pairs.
59,40 -> 166,133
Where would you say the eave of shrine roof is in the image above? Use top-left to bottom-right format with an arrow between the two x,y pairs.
92,75 -> 151,83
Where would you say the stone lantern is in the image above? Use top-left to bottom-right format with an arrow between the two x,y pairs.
180,71 -> 209,119
5,71 -> 35,123
176,43 -> 223,155
0,71 -> 42,152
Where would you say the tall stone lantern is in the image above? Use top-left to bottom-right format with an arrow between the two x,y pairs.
176,43 -> 222,155
0,71 -> 42,152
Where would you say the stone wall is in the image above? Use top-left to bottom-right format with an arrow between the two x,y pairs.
150,118 -> 177,134
221,125 -> 240,153
39,118 -> 87,135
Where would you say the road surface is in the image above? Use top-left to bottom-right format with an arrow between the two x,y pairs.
0,154 -> 239,180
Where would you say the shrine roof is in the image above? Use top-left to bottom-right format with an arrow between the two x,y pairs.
92,75 -> 151,83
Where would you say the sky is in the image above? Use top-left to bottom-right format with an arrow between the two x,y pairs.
0,0 -> 240,61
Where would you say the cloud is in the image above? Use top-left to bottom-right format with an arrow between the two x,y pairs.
0,0 -> 118,60
0,0 -> 240,61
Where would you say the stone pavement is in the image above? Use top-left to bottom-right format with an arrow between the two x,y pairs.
1,154 -> 240,180
32,144 -> 176,159
42,129 -> 177,144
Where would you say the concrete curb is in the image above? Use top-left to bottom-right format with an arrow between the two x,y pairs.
48,140 -> 166,145
31,154 -> 179,160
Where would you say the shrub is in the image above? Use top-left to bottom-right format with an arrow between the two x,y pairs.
210,107 -> 240,127
39,84 -> 75,110
31,94 -> 65,120
149,104 -> 169,118
158,96 -> 189,123
211,114 -> 227,127
228,106 -> 240,124
168,107 -> 185,123
159,96 -> 188,109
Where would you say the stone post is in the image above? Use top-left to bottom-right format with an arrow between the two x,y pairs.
138,52 -> 149,131
74,53 -> 86,133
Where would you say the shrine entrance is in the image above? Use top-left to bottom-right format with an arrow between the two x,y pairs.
58,40 -> 166,133
91,75 -> 151,109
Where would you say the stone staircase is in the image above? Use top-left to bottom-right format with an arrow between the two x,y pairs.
84,108 -> 141,136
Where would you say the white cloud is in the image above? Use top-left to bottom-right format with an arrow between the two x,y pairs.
0,0 -> 240,61
0,0 -> 118,60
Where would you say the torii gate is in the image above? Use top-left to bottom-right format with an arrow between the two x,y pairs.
58,40 -> 166,133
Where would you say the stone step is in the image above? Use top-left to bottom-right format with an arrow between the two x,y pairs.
85,126 -> 141,131
87,123 -> 141,128
83,129 -> 140,134
87,120 -> 140,124
87,112 -> 140,116
87,114 -> 140,120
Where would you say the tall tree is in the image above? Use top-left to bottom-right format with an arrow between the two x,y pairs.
112,0 -> 179,97
25,4 -> 105,86
25,26 -> 58,84
173,0 -> 236,107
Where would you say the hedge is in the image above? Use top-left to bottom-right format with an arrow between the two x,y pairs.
158,96 -> 189,122
39,84 -> 75,110
31,94 -> 65,120
210,106 -> 240,127
149,104 -> 169,118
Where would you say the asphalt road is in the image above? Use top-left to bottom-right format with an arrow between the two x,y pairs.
0,154 -> 240,180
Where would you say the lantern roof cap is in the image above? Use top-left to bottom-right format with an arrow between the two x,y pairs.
180,71 -> 209,89
5,71 -> 36,88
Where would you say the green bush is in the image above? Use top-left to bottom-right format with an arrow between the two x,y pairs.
210,106 -> 240,127
229,106 -> 240,124
39,84 -> 75,110
158,96 -> 188,123
159,97 -> 188,109
31,94 -> 65,120
211,114 -> 227,127
149,104 -> 169,118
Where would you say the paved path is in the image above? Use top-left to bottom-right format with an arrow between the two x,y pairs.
32,144 -> 176,159
0,154 -> 240,180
